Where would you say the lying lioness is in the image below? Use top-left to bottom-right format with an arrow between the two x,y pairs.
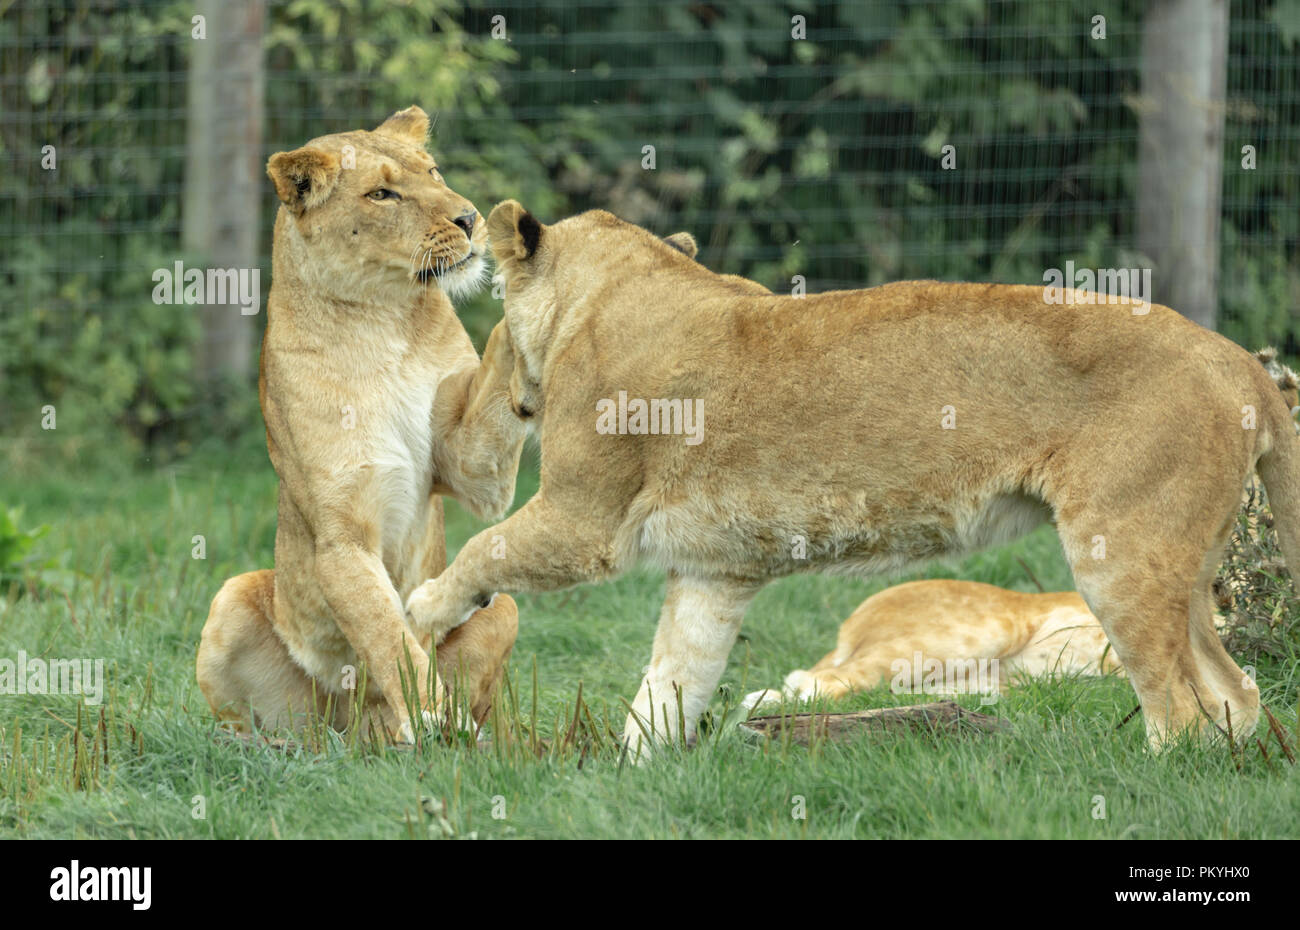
406,201 -> 1300,757
742,349 -> 1299,711
197,107 -> 526,739
743,580 -> 1116,711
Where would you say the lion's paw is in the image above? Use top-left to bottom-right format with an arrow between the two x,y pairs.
739,688 -> 782,715
397,710 -> 438,744
405,579 -> 477,639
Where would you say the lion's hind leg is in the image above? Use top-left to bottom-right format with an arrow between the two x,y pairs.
433,592 -> 519,728
1059,485 -> 1258,750
198,570 -> 353,736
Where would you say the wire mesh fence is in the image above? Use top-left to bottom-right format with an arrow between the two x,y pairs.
2,0 -> 1298,460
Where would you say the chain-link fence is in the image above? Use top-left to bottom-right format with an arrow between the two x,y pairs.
2,0 -> 1298,461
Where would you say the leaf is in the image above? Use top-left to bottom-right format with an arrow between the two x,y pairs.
1271,0 -> 1300,49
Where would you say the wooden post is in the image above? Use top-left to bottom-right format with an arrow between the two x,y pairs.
183,0 -> 265,386
1136,0 -> 1228,331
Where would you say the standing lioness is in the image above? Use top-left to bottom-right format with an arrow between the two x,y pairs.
197,108 -> 525,739
407,201 -> 1300,758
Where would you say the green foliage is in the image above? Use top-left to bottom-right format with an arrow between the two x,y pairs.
0,505 -> 51,592
1219,227 -> 1300,354
2,0 -> 1299,464
0,235 -> 201,464
1,1 -> 197,461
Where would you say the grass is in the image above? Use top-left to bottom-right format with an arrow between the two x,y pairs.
1,444 -> 1298,839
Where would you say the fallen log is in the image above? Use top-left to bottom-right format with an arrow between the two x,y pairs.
739,700 -> 1010,746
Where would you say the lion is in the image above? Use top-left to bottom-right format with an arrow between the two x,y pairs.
741,349 -> 1300,712
742,581 -> 1114,712
406,201 -> 1300,758
196,107 -> 526,740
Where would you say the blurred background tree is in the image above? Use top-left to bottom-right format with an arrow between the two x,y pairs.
1,0 -> 1297,469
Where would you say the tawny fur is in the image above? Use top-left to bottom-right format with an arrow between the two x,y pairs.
407,201 -> 1300,758
742,580 -> 1116,712
196,107 -> 525,739
743,352 -> 1299,712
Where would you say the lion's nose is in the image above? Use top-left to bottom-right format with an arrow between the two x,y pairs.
452,210 -> 477,238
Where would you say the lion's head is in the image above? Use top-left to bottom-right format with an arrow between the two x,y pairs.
266,105 -> 487,303
485,202 -> 728,409
486,201 -> 771,416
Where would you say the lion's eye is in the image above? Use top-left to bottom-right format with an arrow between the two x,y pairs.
366,188 -> 401,201
429,168 -> 443,182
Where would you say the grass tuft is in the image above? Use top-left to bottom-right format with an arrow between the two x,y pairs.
0,459 -> 1297,838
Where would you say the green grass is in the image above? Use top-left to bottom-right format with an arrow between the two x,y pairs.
1,447 -> 1298,839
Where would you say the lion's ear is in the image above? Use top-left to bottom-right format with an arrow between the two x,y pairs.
267,146 -> 341,214
663,232 -> 698,259
374,105 -> 429,146
488,200 -> 542,262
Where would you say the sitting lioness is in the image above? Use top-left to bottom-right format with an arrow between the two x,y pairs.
197,107 -> 526,739
406,201 -> 1300,758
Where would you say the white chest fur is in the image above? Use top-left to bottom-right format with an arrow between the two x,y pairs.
364,377 -> 437,565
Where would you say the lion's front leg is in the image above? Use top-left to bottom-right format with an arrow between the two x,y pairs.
406,494 -> 623,639
621,573 -> 760,763
430,320 -> 527,522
